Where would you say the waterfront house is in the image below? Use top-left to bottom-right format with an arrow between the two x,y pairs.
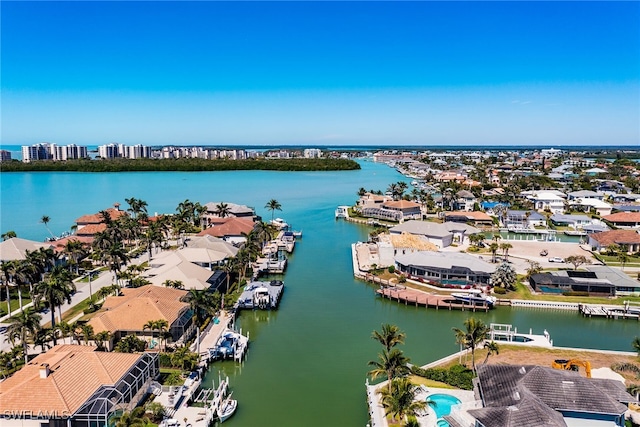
203,201 -> 256,220
389,220 -> 479,248
443,211 -> 494,227
567,198 -> 613,216
180,235 -> 238,268
550,213 -> 595,229
197,217 -> 255,245
588,229 -> 640,254
75,206 -> 127,233
145,250 -> 225,290
454,190 -> 477,211
0,237 -> 52,262
567,190 -> 604,201
505,210 -> 546,229
602,212 -> 640,228
356,192 -> 393,209
527,191 -> 566,214
460,364 -> 635,427
394,251 -> 495,287
0,344 -> 158,427
612,193 -> 640,204
88,285 -> 193,347
380,200 -> 422,221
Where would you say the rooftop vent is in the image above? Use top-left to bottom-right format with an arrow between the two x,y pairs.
512,391 -> 521,401
518,366 -> 526,375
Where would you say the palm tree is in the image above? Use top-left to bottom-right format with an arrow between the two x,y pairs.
63,239 -> 87,274
632,336 -> 640,356
368,348 -> 411,393
171,346 -> 199,371
94,330 -> 112,351
617,252 -> 629,271
6,308 -> 41,363
111,407 -> 149,427
489,243 -> 499,263
453,317 -> 490,373
265,199 -> 282,222
1,230 -> 17,240
41,215 -> 55,239
482,341 -> 499,364
499,242 -> 513,262
491,262 -> 517,291
215,202 -> 231,218
34,265 -> 76,341
34,327 -> 54,353
185,289 -> 213,326
378,377 -> 427,424
55,321 -> 74,344
372,324 -> 406,352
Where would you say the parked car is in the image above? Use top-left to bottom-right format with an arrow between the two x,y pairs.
540,249 -> 548,256
548,257 -> 564,263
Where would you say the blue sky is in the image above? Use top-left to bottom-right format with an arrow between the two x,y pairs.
2,1 -> 638,146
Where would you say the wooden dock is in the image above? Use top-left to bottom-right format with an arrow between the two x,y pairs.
376,286 -> 491,312
579,303 -> 640,320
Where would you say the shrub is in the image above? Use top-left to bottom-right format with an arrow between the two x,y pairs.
158,353 -> 173,368
562,291 -> 589,297
388,265 -> 395,274
467,246 -> 479,253
163,372 -> 184,386
493,286 -> 506,295
398,276 -> 407,284
410,364 -> 474,390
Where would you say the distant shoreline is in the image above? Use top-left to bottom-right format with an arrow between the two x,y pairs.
0,157 -> 361,173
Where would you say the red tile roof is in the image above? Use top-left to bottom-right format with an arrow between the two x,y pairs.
603,212 -> 640,223
382,200 -> 421,209
590,229 -> 640,246
0,345 -> 140,415
77,223 -> 107,236
75,208 -> 127,225
198,217 -> 255,238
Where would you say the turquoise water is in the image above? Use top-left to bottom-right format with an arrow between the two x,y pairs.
1,162 -> 638,426
428,393 -> 461,418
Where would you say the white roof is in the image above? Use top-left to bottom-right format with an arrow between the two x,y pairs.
570,199 -> 611,209
0,237 -> 53,261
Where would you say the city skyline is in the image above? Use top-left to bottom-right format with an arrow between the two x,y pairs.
2,1 -> 638,147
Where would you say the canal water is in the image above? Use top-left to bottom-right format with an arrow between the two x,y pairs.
1,162 -> 637,427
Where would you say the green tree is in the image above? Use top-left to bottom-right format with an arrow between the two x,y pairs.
371,324 -> 406,352
94,330 -> 112,351
185,289 -> 214,326
265,199 -> 282,222
170,346 -> 198,371
34,265 -> 76,341
491,262 -> 517,291
565,255 -> 590,271
111,407 -> 150,427
452,317 -> 490,373
368,348 -> 411,393
215,202 -> 231,218
489,242 -> 499,263
499,242 -> 513,262
1,231 -> 17,240
633,336 -> 640,356
378,377 -> 427,424
482,341 -> 500,364
525,259 -> 542,280
40,215 -> 55,239
114,335 -> 147,353
6,308 -> 41,363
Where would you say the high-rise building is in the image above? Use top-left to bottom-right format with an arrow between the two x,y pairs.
0,150 -> 12,162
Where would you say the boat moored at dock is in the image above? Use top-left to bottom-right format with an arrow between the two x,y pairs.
237,280 -> 284,310
207,329 -> 249,362
450,289 -> 497,307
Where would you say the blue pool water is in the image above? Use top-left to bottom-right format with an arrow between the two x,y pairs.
428,393 -> 461,419
538,286 -> 565,294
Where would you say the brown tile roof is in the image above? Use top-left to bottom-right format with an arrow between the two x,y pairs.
75,208 -> 127,225
382,200 -> 421,209
88,285 -> 188,334
590,229 -> 640,246
0,345 -> 140,415
603,211 -> 640,223
445,211 -> 493,221
51,236 -> 93,252
197,217 -> 255,238
76,223 -> 107,236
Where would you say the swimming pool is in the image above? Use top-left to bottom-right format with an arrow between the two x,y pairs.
427,393 -> 461,422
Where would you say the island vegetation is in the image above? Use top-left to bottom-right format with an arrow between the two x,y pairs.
0,157 -> 360,172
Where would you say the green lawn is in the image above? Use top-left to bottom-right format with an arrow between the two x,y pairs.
503,281 -> 640,305
0,295 -> 34,317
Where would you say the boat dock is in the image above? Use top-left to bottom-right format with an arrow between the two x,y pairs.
236,280 -> 284,310
376,286 -> 492,312
579,303 -> 640,320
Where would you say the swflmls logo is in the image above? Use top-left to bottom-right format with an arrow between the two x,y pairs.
2,410 -> 72,419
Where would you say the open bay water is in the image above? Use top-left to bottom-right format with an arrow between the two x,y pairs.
1,161 -> 637,426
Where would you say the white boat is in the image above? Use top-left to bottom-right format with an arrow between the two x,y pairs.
270,218 -> 289,229
451,289 -> 497,307
218,393 -> 237,423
